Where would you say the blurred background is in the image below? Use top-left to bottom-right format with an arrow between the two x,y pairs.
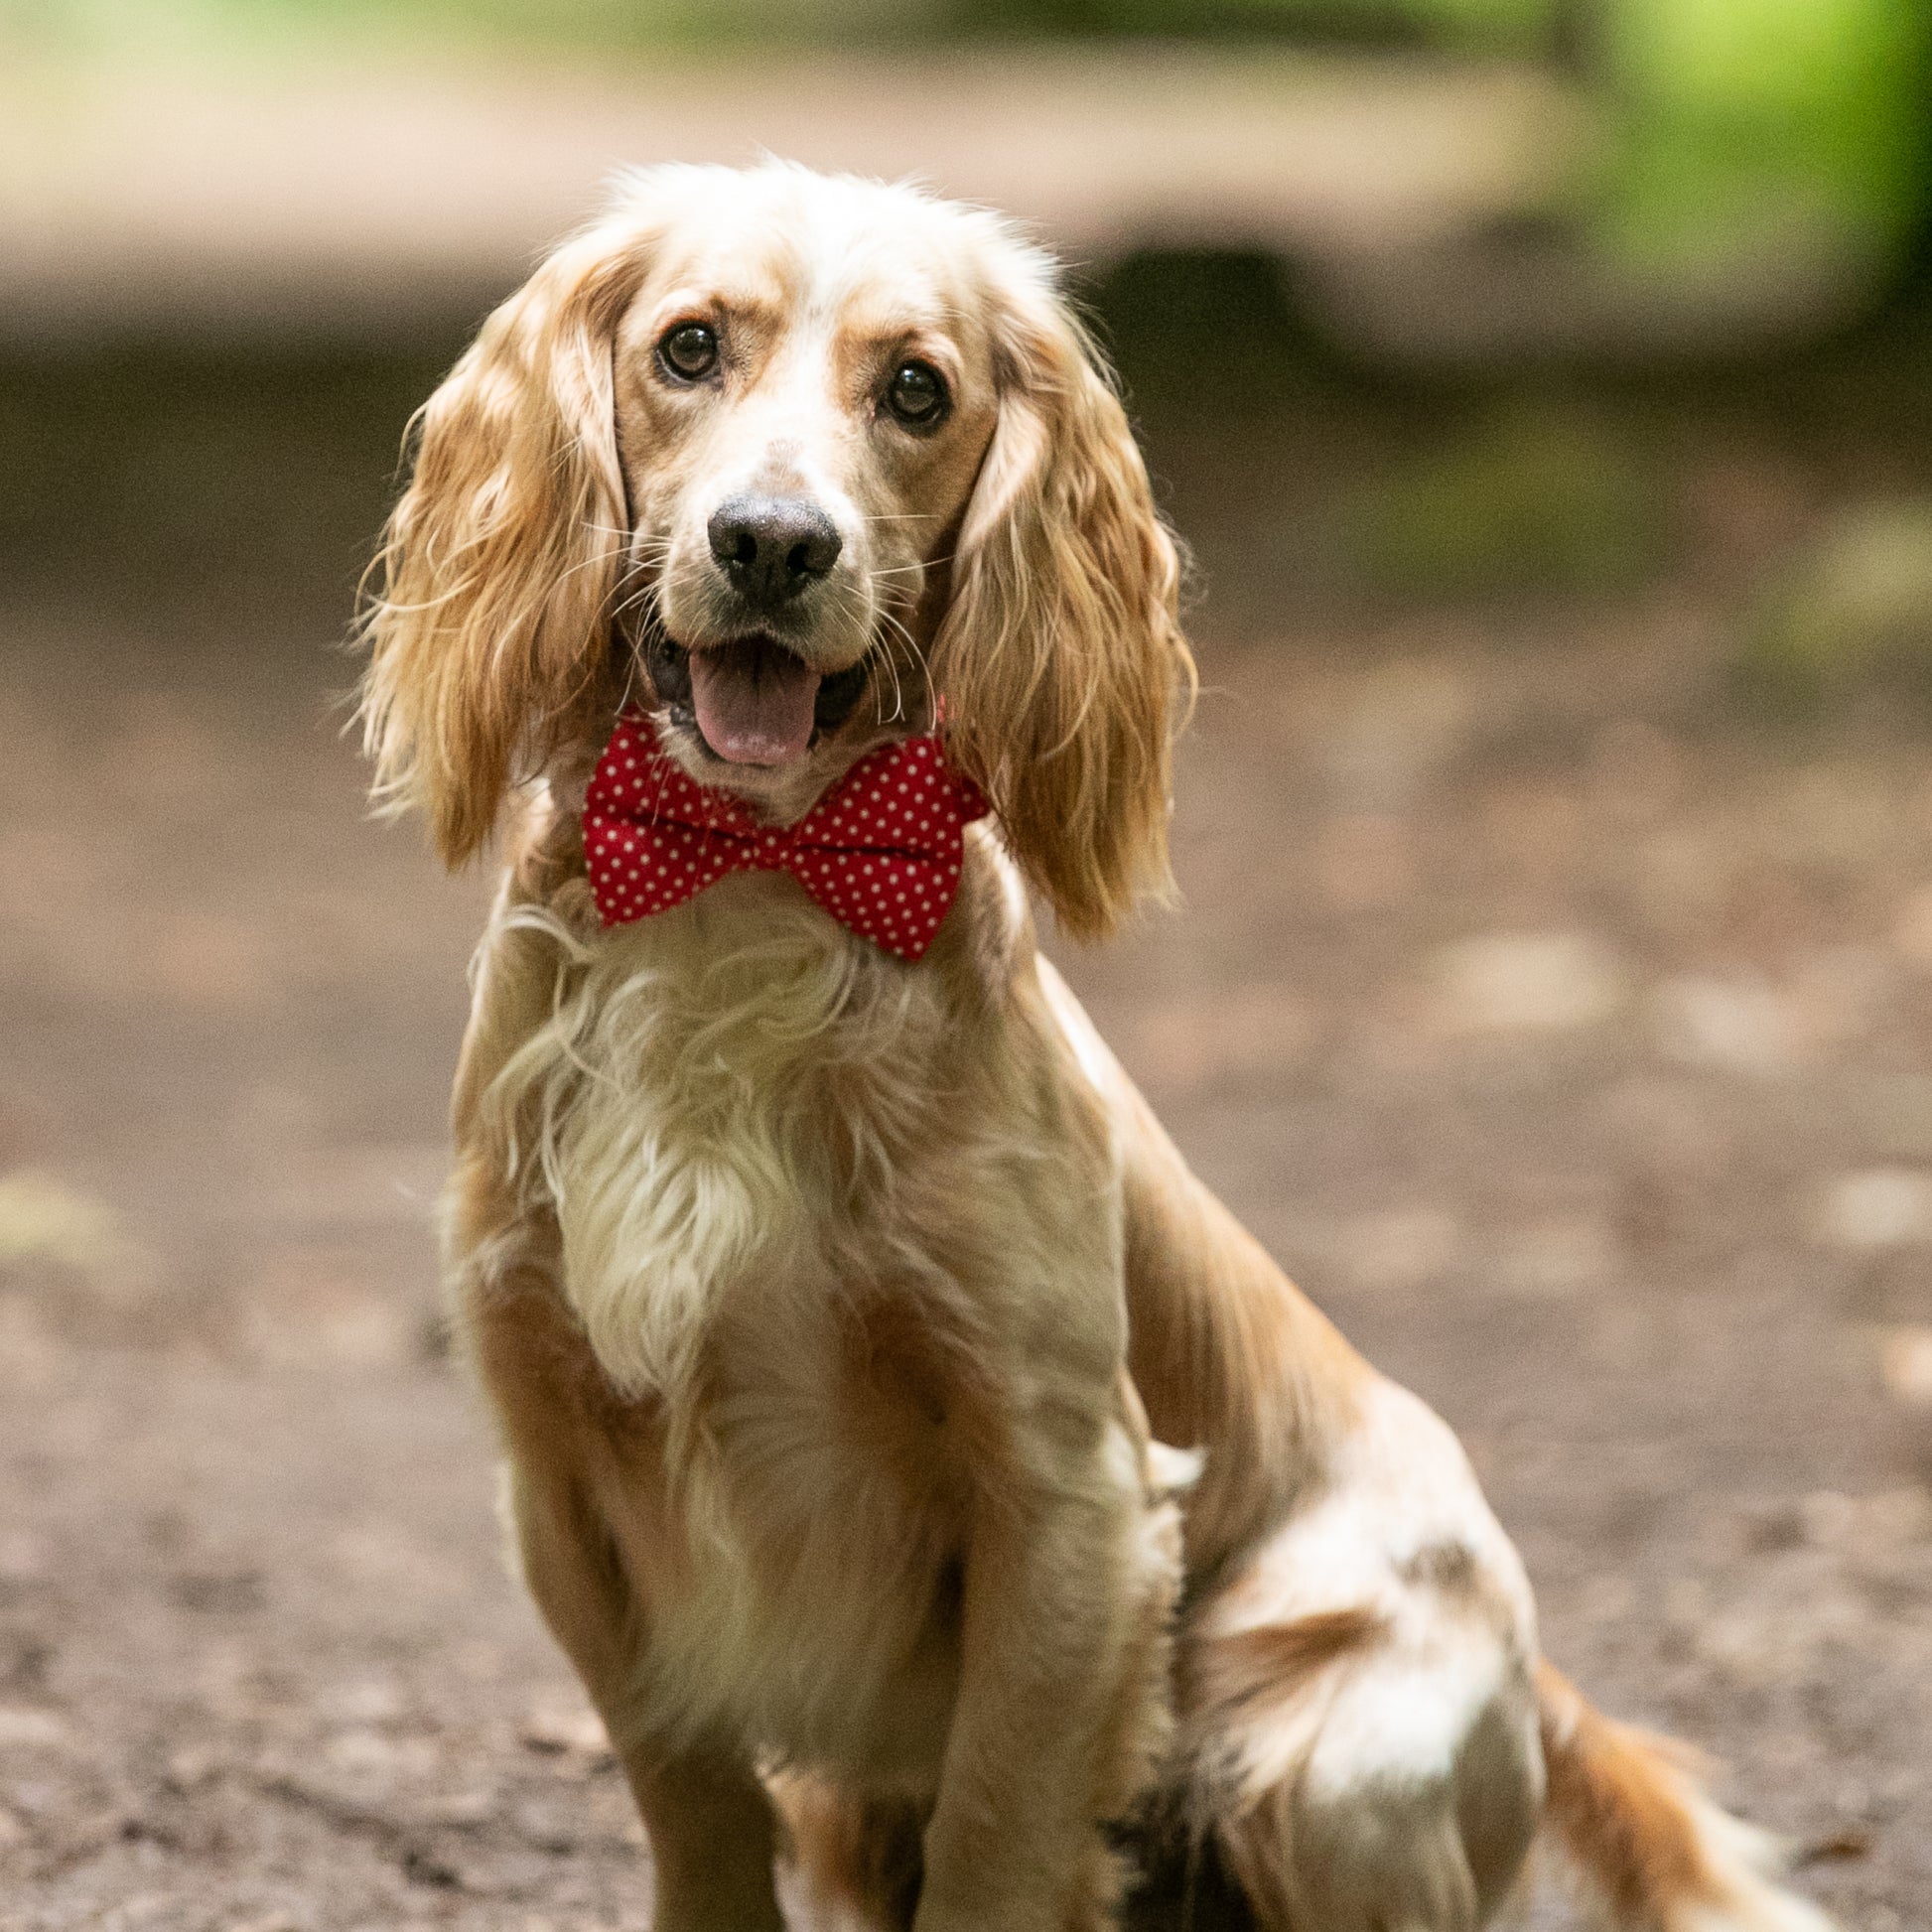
3,2 -> 1931,1927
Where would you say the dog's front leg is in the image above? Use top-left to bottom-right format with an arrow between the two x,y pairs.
915,1415 -> 1175,1932
503,1454 -> 785,1932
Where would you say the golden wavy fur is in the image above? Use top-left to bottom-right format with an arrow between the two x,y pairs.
360,162 -> 1835,1932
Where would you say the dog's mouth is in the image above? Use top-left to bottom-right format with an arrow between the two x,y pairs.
644,628 -> 871,767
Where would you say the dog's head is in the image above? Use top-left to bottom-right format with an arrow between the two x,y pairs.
361,162 -> 1192,938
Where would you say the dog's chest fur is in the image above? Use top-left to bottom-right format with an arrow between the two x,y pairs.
484,861 -> 1107,1772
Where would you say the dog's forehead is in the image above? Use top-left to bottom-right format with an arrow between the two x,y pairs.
639,176 -> 996,345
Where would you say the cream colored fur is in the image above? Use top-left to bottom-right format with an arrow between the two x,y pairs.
360,162 -> 1838,1932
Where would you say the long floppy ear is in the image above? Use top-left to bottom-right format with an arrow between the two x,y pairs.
357,227 -> 647,867
932,275 -> 1194,941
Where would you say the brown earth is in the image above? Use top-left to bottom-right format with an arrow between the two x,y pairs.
2,338 -> 1930,1930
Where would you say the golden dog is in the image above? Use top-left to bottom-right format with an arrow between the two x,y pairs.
360,163 -> 1834,1932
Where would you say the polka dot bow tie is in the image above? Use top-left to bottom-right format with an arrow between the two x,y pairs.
584,710 -> 989,962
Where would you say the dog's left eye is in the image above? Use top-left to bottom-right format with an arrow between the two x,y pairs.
885,361 -> 948,429
658,322 -> 720,381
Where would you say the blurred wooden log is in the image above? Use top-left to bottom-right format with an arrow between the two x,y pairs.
0,46 -> 1587,341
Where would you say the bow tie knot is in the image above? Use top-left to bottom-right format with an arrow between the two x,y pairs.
584,711 -> 988,961
744,826 -> 799,867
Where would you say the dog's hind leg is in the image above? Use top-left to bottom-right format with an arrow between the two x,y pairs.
1190,1640 -> 1540,1932
1175,1608 -> 1543,1932
1169,1381 -> 1545,1932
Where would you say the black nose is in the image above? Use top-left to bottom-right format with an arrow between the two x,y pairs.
707,494 -> 843,609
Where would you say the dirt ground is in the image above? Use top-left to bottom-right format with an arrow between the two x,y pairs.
3,333 -> 1931,1930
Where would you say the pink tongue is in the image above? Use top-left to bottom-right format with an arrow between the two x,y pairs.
689,639 -> 821,765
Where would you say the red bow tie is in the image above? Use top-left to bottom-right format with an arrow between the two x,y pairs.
584,711 -> 988,961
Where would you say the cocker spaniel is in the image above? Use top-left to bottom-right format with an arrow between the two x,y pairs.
359,162 -> 1833,1932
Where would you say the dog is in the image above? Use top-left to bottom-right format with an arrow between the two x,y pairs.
359,162 -> 1836,1932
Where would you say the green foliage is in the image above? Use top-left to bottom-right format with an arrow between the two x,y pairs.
0,0 -> 941,58
1341,403 -> 1669,601
0,0 -> 1569,57
1405,0 -> 1551,49
1741,500 -> 1932,705
946,0 -> 1553,49
1601,0 -> 1932,261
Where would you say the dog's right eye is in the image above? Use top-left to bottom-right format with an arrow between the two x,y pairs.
658,323 -> 720,382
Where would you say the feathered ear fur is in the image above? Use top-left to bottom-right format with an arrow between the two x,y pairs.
933,274 -> 1194,941
358,226 -> 649,868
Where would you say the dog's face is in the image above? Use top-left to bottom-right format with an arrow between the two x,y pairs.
608,175 -> 1004,809
362,164 -> 1192,937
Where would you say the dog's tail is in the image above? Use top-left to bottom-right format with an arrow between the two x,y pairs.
1535,1662 -> 1835,1931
